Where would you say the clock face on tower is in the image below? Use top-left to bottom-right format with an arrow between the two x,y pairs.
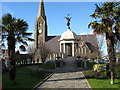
39,29 -> 42,34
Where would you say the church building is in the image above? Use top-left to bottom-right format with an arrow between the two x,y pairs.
34,0 -> 99,65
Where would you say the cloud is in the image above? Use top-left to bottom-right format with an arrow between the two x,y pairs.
80,30 -> 93,35
80,33 -> 88,35
90,30 -> 93,34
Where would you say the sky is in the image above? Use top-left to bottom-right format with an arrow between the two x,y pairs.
1,1 -> 108,56
2,2 -> 100,36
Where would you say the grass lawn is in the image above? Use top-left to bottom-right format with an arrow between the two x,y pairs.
83,62 -> 120,88
87,78 -> 120,88
83,65 -> 120,89
3,65 -> 51,89
37,62 -> 55,69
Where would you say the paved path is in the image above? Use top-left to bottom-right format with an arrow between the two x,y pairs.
27,65 -> 87,73
37,71 -> 91,88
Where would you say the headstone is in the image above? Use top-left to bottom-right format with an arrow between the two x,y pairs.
56,61 -> 60,68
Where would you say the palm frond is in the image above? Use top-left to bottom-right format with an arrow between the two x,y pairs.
1,43 -> 6,49
14,19 -> 28,34
88,21 -> 97,28
90,13 -> 100,19
2,13 -> 15,29
1,13 -> 34,52
22,33 -> 32,36
2,35 -> 8,40
27,38 -> 34,41
89,2 -> 120,36
22,41 -> 28,46
16,37 -> 26,44
95,4 -> 102,14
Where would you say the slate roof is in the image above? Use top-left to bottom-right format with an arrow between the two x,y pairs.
15,54 -> 32,60
79,35 -> 98,48
79,35 -> 98,52
45,36 -> 60,53
45,34 -> 98,54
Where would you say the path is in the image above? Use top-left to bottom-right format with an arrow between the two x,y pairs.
37,71 -> 91,88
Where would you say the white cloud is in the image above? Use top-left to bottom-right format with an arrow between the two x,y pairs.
80,33 -> 88,35
80,30 -> 93,35
90,30 -> 93,34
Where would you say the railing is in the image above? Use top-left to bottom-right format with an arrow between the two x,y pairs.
15,59 -> 38,67
47,52 -> 67,61
2,59 -> 40,73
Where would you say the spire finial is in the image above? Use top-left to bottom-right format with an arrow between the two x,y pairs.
65,14 -> 72,29
37,0 -> 45,19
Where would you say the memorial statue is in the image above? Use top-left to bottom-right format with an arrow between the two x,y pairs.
65,14 -> 72,28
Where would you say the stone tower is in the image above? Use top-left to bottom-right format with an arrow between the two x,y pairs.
34,0 -> 47,49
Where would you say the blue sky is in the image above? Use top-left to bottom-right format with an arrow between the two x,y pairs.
1,1 -> 108,56
2,2 -> 101,36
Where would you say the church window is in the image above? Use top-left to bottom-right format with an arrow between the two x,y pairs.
38,22 -> 40,27
83,47 -> 84,54
38,22 -> 42,27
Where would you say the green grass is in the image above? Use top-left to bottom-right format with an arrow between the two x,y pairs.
84,62 -> 120,88
37,62 -> 55,69
87,78 -> 120,88
3,66 -> 50,89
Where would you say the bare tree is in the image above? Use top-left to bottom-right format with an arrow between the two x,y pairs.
38,42 -> 50,63
96,34 -> 106,59
27,43 -> 35,55
27,43 -> 36,63
115,40 -> 120,54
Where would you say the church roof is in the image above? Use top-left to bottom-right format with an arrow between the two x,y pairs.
80,35 -> 98,47
45,36 -> 60,53
59,28 -> 78,41
45,34 -> 98,53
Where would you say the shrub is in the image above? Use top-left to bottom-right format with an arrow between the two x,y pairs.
93,64 -> 106,72
83,70 -> 107,79
83,70 -> 105,79
83,70 -> 95,78
87,62 -> 96,69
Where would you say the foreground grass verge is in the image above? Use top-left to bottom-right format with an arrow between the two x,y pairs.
87,78 -> 120,88
83,70 -> 120,88
3,65 -> 51,89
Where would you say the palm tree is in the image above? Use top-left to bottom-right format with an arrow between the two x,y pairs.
88,2 -> 120,84
0,13 -> 34,84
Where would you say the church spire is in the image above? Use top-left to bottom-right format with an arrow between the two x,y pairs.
37,0 -> 45,19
